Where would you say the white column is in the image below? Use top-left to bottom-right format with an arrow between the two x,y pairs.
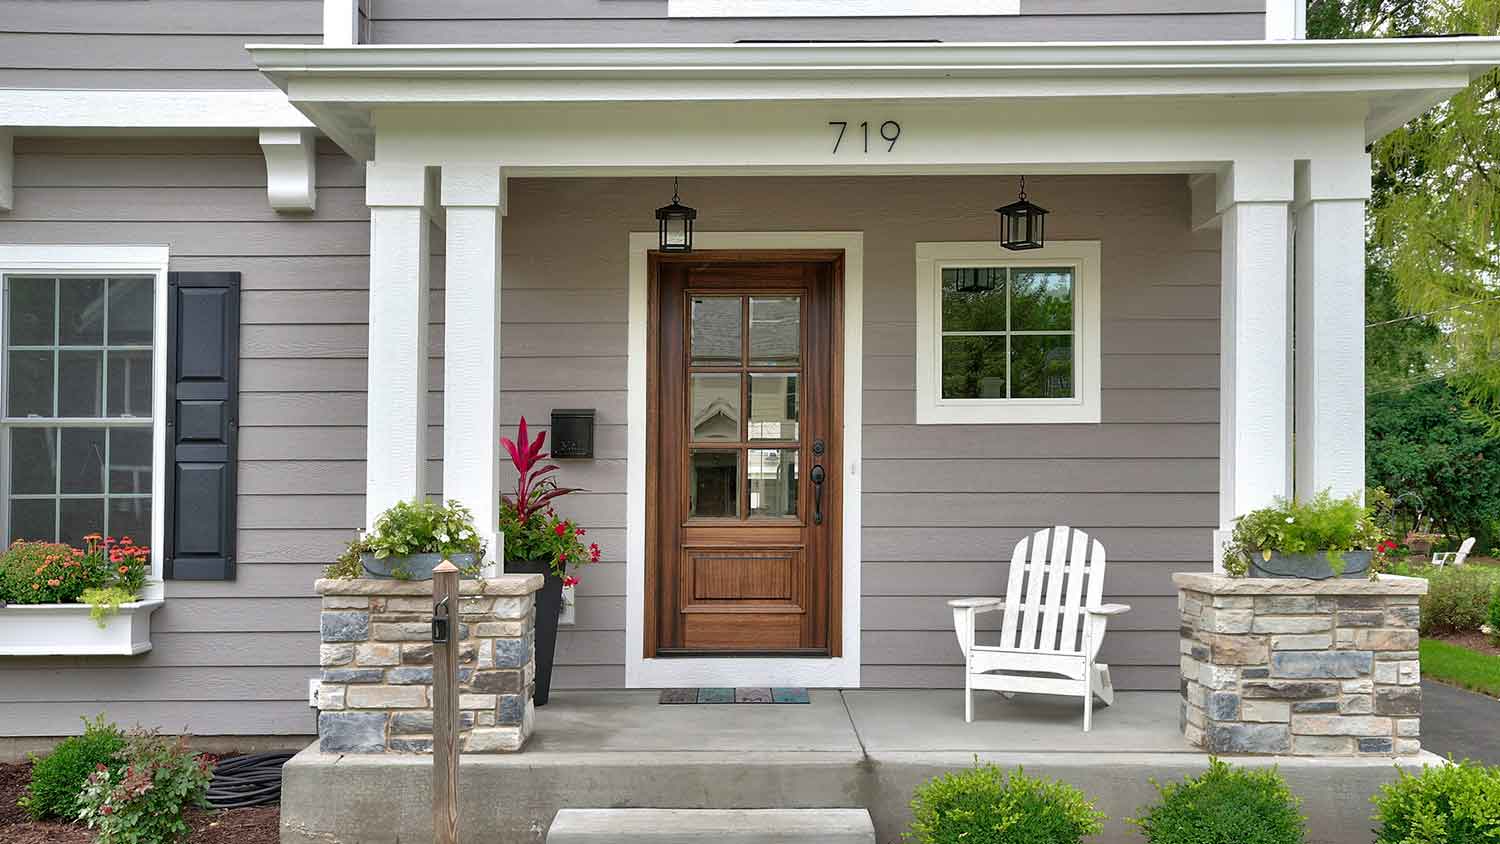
440,165 -> 505,567
323,0 -> 360,45
1294,157 -> 1371,502
1217,159 -> 1294,536
365,162 -> 431,526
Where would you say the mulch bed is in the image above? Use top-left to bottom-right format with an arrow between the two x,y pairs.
0,761 -> 280,844
1433,630 -> 1500,657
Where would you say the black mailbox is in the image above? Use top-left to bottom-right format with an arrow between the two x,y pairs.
551,409 -> 595,458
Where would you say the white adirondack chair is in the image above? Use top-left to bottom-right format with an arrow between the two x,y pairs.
948,526 -> 1130,732
1433,536 -> 1476,567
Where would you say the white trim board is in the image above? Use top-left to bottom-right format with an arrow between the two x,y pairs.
670,0 -> 1019,16
625,231 -> 864,688
0,89 -> 312,132
0,245 -> 171,597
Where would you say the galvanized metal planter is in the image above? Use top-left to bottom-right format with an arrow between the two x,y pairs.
1247,549 -> 1372,580
361,552 -> 479,581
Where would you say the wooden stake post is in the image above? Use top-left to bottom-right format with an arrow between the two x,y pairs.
431,560 -> 460,844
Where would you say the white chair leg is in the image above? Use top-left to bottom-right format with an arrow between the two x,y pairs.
1082,666 -> 1093,733
964,664 -> 974,724
1094,664 -> 1115,707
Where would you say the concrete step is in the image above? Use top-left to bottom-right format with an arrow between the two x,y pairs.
547,808 -> 875,844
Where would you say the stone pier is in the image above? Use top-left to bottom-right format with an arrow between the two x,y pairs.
315,573 -> 544,754
1174,572 -> 1428,756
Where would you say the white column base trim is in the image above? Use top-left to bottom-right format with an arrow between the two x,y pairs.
260,128 -> 318,213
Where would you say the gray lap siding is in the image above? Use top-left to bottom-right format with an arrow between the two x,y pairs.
0,140 -> 1213,735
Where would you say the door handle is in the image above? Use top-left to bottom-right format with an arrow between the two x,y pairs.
810,464 -> 826,525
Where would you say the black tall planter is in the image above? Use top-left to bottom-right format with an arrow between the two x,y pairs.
505,559 -> 563,706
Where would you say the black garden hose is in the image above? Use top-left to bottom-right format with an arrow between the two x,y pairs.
204,751 -> 295,809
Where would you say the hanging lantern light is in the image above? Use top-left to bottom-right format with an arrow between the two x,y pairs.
996,176 -> 1047,251
951,267 -> 1003,294
656,178 -> 697,253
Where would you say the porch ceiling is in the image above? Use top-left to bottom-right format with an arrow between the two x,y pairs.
248,38 -> 1500,160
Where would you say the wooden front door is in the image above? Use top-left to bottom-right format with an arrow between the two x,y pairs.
647,251 -> 843,656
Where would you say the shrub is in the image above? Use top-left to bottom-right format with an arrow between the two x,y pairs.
1129,758 -> 1304,844
19,714 -> 125,820
906,762 -> 1104,844
1372,759 -> 1500,844
1489,588 -> 1500,645
1421,566 -> 1500,635
78,728 -> 213,844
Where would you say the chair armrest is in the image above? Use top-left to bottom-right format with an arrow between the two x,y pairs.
1086,603 -> 1131,616
948,597 -> 1006,612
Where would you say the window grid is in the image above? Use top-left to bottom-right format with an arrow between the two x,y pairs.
939,265 -> 1074,401
3,275 -> 155,545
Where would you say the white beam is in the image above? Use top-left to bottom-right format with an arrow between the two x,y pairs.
324,0 -> 360,46
1188,173 -> 1220,231
259,128 -> 318,213
0,132 -> 12,213
0,89 -> 310,131
1265,0 -> 1304,40
1294,157 -> 1371,503
364,162 -> 431,525
1219,159 -> 1294,531
439,165 -> 505,568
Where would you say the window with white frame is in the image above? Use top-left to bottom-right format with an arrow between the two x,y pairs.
0,246 -> 167,572
914,241 -> 1101,425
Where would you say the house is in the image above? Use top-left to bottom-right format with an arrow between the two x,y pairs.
1,0 -> 1498,744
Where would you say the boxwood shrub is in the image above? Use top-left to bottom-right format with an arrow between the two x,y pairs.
1373,759 -> 1500,844
19,714 -> 125,820
906,762 -> 1104,844
1129,758 -> 1304,844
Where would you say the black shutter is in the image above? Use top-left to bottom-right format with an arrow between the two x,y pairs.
164,272 -> 240,580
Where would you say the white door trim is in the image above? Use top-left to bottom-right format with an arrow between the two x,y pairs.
625,231 -> 864,688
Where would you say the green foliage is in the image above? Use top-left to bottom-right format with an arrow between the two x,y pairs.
20,714 -> 125,820
1221,492 -> 1386,577
1420,638 -> 1500,698
1372,759 -> 1500,844
78,728 -> 213,844
1420,565 -> 1500,635
905,762 -> 1104,844
83,586 -> 137,629
0,540 -> 106,604
365,499 -> 485,560
323,534 -> 366,579
499,501 -> 601,577
1368,380 -> 1500,544
1129,758 -> 1305,844
1487,588 -> 1500,646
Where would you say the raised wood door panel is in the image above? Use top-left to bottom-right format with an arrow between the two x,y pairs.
647,251 -> 842,657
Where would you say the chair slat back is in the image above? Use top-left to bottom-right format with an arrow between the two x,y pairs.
1000,527 -> 1107,654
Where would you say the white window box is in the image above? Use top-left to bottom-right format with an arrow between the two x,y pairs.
0,582 -> 164,656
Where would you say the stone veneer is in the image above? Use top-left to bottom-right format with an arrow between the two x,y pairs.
315,574 -> 543,754
1174,572 -> 1428,756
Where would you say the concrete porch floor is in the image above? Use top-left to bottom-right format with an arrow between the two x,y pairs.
282,689 -> 1441,844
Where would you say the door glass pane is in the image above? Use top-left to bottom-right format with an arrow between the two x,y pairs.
1011,335 -> 1074,398
1010,268 -> 1073,331
59,278 -> 105,346
12,428 -> 57,495
8,350 -> 54,417
109,428 -> 153,494
108,277 -> 154,345
107,350 -> 152,417
58,350 -> 103,417
689,450 -> 738,518
748,449 -> 798,518
109,498 -> 151,545
60,427 -> 106,494
9,278 -> 55,346
748,373 -> 798,440
941,267 -> 1006,332
690,297 -> 741,366
690,373 -> 740,442
941,336 -> 1007,399
59,498 -> 105,546
11,499 -> 55,542
749,297 -> 800,366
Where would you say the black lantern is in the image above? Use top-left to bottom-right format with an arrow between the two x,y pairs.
656,178 -> 697,253
951,267 -> 1003,294
996,176 -> 1047,251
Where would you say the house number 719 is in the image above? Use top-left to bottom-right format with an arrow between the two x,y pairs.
829,120 -> 901,154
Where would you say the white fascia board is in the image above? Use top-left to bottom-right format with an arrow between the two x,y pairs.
0,89 -> 312,132
670,0 -> 1019,16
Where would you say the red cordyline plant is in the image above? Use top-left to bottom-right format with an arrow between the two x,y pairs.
499,417 -> 600,578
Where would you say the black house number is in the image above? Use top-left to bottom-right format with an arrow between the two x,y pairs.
829,120 -> 902,154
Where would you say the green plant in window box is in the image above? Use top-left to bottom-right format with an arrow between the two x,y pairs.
0,535 -> 150,623
1221,491 -> 1389,580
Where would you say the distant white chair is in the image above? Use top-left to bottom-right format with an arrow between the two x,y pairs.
948,526 -> 1130,732
1433,536 -> 1476,567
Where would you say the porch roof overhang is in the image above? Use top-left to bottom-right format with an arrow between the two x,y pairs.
250,37 -> 1500,163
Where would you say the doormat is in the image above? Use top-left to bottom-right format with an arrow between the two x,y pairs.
658,687 -> 810,704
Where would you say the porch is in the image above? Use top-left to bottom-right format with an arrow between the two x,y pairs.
280,688 -> 1438,844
